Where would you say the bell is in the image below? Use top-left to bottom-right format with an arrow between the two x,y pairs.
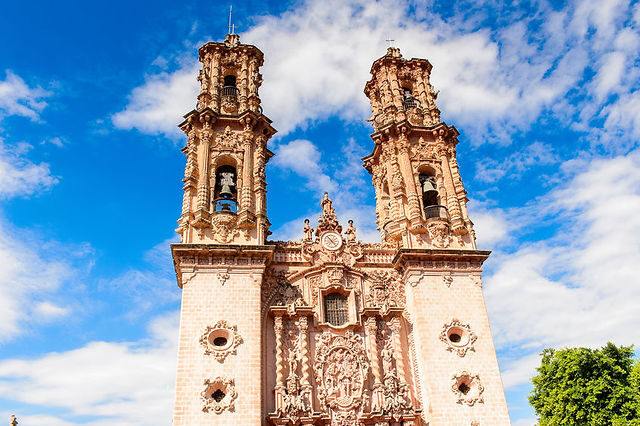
422,178 -> 438,198
220,183 -> 233,199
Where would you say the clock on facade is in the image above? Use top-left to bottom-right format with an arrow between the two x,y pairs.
320,232 -> 343,251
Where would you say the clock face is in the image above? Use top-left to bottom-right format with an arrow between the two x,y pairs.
321,232 -> 343,251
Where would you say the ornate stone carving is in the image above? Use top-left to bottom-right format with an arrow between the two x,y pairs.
314,330 -> 370,421
366,270 -> 405,314
217,271 -> 230,285
211,212 -> 240,243
262,269 -> 305,315
442,272 -> 453,288
202,376 -> 238,414
200,320 -> 243,361
439,319 -> 477,357
451,371 -> 484,406
427,221 -> 451,248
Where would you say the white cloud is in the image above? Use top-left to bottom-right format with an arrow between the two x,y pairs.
111,0 -> 640,150
33,301 -> 70,320
112,66 -> 199,139
475,142 -> 559,183
485,150 -> 640,388
0,312 -> 178,426
103,237 -> 180,315
0,71 -> 49,121
0,140 -> 58,198
271,139 -> 336,193
0,215 -> 81,341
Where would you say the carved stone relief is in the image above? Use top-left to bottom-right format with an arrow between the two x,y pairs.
314,330 -> 370,422
451,371 -> 484,406
200,320 -> 243,361
439,319 -> 477,357
202,376 -> 238,414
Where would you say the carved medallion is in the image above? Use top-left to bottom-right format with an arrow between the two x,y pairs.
202,377 -> 238,414
200,320 -> 243,362
314,330 -> 370,421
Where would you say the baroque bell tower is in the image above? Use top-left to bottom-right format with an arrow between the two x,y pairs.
172,33 -> 277,425
363,46 -> 474,250
176,32 -> 276,245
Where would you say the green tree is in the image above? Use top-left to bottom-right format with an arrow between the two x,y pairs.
529,342 -> 640,425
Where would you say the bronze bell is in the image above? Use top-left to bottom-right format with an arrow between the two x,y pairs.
218,171 -> 235,199
220,183 -> 233,199
422,177 -> 438,198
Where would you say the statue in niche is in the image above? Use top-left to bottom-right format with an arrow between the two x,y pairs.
303,219 -> 314,242
381,335 -> 394,375
345,220 -> 357,244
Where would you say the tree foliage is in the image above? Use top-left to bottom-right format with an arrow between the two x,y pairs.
529,342 -> 640,425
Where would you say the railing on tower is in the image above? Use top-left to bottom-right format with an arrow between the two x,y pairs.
424,205 -> 449,220
220,86 -> 239,97
213,197 -> 238,213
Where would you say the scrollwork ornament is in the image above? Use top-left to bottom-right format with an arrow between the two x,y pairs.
451,371 -> 484,406
201,376 -> 238,414
200,320 -> 243,361
439,319 -> 477,357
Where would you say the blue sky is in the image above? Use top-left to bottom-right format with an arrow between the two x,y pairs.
1,0 -> 639,424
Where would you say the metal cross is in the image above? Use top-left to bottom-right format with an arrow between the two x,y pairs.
386,38 -> 395,47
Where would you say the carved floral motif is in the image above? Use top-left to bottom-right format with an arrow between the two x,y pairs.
202,376 -> 238,414
439,319 -> 477,357
200,320 -> 243,361
451,371 -> 484,406
366,270 -> 405,314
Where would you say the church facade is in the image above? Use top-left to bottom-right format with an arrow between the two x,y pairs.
171,33 -> 511,425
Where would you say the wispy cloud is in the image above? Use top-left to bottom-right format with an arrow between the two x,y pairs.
485,149 -> 640,387
0,139 -> 58,198
0,312 -> 178,426
0,71 -> 50,121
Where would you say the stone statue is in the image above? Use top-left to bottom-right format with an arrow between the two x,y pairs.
303,219 -> 314,241
381,338 -> 394,374
321,192 -> 333,216
10,416 -> 17,426
345,220 -> 357,244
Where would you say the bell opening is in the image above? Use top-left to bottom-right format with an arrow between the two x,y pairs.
213,165 -> 238,213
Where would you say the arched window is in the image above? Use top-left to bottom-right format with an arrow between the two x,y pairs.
324,293 -> 348,326
213,165 -> 237,212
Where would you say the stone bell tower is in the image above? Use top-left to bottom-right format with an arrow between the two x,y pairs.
176,32 -> 276,246
172,33 -> 277,425
363,46 -> 474,250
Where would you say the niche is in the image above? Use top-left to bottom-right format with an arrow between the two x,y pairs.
214,164 -> 237,212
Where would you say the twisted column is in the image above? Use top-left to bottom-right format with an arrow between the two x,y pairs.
298,316 -> 312,413
365,316 -> 383,412
390,316 -> 406,384
274,315 -> 285,411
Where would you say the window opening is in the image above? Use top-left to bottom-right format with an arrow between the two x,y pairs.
324,293 -> 348,326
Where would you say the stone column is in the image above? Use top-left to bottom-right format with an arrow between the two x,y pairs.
241,136 -> 253,213
396,133 -> 421,222
438,143 -> 464,233
389,316 -> 406,384
298,316 -> 312,412
196,130 -> 211,211
274,314 -> 286,412
365,316 -> 383,411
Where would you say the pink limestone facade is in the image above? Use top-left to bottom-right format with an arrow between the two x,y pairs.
171,33 -> 511,425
